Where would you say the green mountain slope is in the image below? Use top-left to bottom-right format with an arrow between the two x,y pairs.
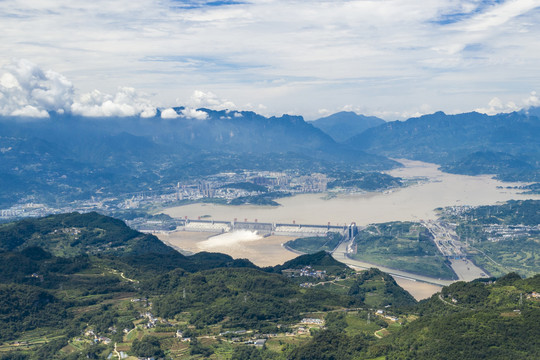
0,213 -> 537,360
0,212 -> 174,256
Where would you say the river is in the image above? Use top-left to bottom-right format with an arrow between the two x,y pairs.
159,160 -> 539,299
163,159 -> 539,226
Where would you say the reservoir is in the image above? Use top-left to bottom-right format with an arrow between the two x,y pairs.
163,159 -> 539,226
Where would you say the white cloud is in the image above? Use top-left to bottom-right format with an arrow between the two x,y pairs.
0,59 -> 157,118
186,90 -> 236,111
161,106 -> 208,120
317,109 -> 330,117
71,87 -> 157,117
2,1 -> 540,119
476,97 -> 521,115
0,59 -> 74,117
161,107 -> 179,119
10,105 -> 49,118
457,0 -> 540,32
181,107 -> 208,120
523,91 -> 540,107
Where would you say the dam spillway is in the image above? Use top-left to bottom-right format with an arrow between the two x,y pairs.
179,218 -> 357,238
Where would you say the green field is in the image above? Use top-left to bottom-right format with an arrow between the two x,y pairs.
285,232 -> 343,254
350,222 -> 456,280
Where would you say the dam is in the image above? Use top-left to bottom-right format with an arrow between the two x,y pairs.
178,218 -> 358,239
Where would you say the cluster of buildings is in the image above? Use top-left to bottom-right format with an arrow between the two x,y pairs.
140,311 -> 160,329
375,309 -> 399,322
170,171 -> 328,203
83,329 -> 112,345
282,266 -> 327,279
0,171 -> 331,221
483,224 -> 540,242
0,202 -> 60,219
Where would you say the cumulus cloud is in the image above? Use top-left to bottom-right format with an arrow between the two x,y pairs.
160,108 -> 179,119
476,97 -> 520,115
161,107 -> 208,120
475,90 -> 540,115
181,107 -> 208,120
523,91 -> 540,107
0,59 -> 74,117
0,59 -> 157,118
2,1 -> 540,118
187,90 -> 236,110
11,105 -> 49,118
71,87 -> 157,118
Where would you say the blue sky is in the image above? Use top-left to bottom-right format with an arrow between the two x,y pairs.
1,0 -> 540,120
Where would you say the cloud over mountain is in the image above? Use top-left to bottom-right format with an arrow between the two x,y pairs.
0,59 -> 73,118
71,87 -> 157,118
0,59 -> 157,118
187,90 -> 236,111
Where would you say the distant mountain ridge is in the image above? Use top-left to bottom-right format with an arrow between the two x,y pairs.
0,110 -> 396,208
346,110 -> 540,181
310,111 -> 385,142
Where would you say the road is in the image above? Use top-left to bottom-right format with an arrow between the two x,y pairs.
331,240 -> 454,287
422,220 -> 489,281
422,220 -> 465,257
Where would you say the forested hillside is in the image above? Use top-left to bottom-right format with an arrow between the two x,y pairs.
0,213 -> 537,360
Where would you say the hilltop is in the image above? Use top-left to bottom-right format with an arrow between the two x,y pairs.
0,211 -> 173,257
310,111 -> 385,142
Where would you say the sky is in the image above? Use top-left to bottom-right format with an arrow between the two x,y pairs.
1,0 -> 540,120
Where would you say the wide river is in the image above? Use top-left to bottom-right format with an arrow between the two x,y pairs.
160,159 -> 539,299
163,159 -> 539,226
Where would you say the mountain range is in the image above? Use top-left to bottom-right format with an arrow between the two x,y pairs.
0,110 -> 394,208
346,109 -> 540,181
1,106 -> 539,208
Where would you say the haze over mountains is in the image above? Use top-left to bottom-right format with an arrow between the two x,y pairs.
0,105 -> 539,208
346,110 -> 540,181
309,111 -> 385,142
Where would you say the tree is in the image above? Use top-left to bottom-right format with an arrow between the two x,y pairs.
131,336 -> 164,358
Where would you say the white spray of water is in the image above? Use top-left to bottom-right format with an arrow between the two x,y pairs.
198,230 -> 262,250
